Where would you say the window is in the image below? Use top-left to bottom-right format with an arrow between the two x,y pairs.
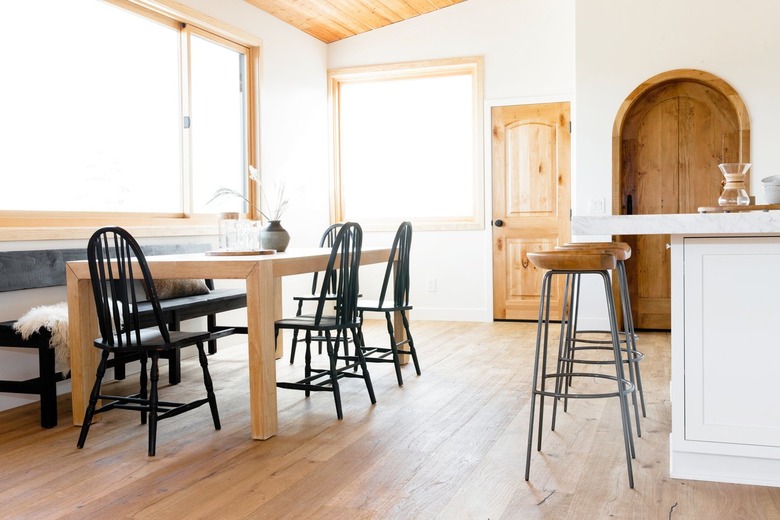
0,0 -> 259,236
329,57 -> 483,230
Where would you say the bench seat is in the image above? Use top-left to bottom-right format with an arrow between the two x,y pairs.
136,287 -> 248,329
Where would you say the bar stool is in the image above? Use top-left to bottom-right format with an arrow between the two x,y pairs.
555,242 -> 645,436
524,250 -> 636,488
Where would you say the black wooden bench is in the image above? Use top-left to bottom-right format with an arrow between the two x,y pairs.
0,245 -> 247,428
0,322 -> 63,428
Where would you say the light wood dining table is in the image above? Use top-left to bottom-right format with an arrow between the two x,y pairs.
65,246 -> 394,440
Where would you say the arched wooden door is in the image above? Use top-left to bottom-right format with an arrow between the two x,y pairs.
614,70 -> 750,330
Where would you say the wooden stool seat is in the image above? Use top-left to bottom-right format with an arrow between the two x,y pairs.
527,250 -> 616,271
558,241 -> 631,261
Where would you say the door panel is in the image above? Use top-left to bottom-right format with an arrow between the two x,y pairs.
493,102 -> 570,320
620,81 -> 741,329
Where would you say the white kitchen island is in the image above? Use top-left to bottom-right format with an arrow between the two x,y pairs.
573,212 -> 780,488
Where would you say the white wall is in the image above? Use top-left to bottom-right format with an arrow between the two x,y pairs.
328,0 -> 575,322
573,0 -> 780,327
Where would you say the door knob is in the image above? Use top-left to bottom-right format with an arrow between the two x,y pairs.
494,219 -> 504,227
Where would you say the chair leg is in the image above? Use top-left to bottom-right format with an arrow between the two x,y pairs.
324,332 -> 343,420
341,331 -> 350,366
197,342 -> 221,430
400,310 -> 421,376
148,353 -> 160,457
289,329 -> 299,364
352,326 -> 376,404
304,331 -> 312,398
77,350 -> 110,449
357,311 -> 366,347
140,352 -> 148,425
383,311 -> 404,386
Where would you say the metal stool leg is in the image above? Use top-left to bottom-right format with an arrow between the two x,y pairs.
618,260 -> 646,417
525,271 -> 553,481
601,271 -> 635,487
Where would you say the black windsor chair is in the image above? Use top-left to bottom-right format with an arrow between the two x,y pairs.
288,223 -> 344,364
356,221 -> 421,386
76,227 -> 220,456
274,222 -> 375,419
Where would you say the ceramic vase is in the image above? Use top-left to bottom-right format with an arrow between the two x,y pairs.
261,220 -> 290,252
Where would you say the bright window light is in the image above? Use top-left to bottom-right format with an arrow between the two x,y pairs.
330,59 -> 483,230
0,0 -> 250,216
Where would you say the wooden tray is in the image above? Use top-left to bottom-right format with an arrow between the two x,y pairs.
698,203 -> 780,213
204,249 -> 276,256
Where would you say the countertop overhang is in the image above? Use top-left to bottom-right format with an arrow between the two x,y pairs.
572,211 -> 780,236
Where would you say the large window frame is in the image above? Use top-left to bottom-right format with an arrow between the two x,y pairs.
0,0 -> 262,241
328,57 -> 484,231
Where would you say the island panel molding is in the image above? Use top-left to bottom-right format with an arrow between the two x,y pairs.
573,213 -> 780,487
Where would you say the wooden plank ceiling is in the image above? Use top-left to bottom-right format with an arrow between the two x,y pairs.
244,0 -> 468,43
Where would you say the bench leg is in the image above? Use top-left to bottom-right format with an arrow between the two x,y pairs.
113,355 -> 127,380
168,314 -> 182,385
38,345 -> 58,428
167,348 -> 182,385
207,313 -> 218,355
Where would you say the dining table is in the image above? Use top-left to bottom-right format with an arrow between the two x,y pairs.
65,246 -> 396,440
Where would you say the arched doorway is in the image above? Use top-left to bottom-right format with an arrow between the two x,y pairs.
612,69 -> 750,329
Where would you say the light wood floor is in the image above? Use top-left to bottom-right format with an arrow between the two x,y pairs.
1,321 -> 778,519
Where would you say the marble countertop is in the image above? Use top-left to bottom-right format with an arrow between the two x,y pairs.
572,211 -> 780,236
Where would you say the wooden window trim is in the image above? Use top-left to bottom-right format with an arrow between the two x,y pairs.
328,56 -> 484,232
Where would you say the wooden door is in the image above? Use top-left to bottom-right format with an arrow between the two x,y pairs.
492,102 -> 571,320
620,81 -> 742,329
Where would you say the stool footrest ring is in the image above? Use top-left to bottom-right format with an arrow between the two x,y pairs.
562,346 -> 645,364
536,372 -> 635,400
571,329 -> 639,344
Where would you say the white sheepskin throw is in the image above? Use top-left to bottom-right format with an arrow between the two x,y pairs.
13,302 -> 70,375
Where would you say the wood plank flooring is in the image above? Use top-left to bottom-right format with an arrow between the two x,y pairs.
1,321 -> 778,519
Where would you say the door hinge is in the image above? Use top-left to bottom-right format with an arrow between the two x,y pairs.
183,116 -> 191,129
569,121 -> 572,134
569,208 -> 572,220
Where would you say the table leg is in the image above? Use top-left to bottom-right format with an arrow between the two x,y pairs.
246,261 -> 279,439
66,266 -> 99,426
274,276 -> 284,360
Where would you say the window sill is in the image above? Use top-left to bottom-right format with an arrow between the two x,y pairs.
0,215 -> 219,242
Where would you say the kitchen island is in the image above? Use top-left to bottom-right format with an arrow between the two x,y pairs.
572,212 -> 780,488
